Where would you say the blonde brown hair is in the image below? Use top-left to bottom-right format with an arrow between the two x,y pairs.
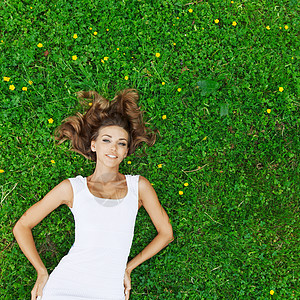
53,89 -> 156,162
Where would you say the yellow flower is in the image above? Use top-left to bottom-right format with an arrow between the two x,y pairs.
267,109 -> 271,114
29,80 -> 33,85
30,7 -> 32,9
0,169 -> 4,173
104,57 -> 109,61
48,118 -> 54,124
279,26 -> 282,29
155,53 -> 160,58
101,59 -> 105,63
162,115 -> 167,120
117,48 -> 119,50
89,27 -> 92,30
179,191 -> 183,195
232,21 -> 237,26
176,17 -> 179,19
127,161 -> 132,164
158,164 -> 162,168
231,1 -> 234,3
184,183 -> 189,187
173,42 -> 176,46
125,76 -> 129,80
72,55 -> 78,60
106,29 -> 109,31
284,25 -> 288,30
177,88 -> 182,92
37,43 -> 43,48
3,77 -> 10,82
279,87 -> 284,92
73,34 -> 78,39
215,19 -> 219,24
1,40 -> 3,43
51,160 -> 55,164
270,290 -> 274,295
162,82 -> 165,85
93,31 -> 97,35
188,9 -> 193,13
9,85 -> 15,90
202,136 -> 207,141
266,26 -> 270,30
89,102 -> 92,106
22,87 -> 27,91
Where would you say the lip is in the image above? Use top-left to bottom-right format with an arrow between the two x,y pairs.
106,154 -> 118,159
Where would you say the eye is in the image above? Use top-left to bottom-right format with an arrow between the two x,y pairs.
102,139 -> 110,142
119,142 -> 127,146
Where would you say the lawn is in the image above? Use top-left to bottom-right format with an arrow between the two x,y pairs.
0,0 -> 299,299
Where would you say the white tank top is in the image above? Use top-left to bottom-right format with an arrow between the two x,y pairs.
41,174 -> 140,300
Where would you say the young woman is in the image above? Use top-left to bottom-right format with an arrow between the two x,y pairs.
13,89 -> 174,300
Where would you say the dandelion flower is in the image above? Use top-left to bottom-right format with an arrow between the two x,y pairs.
231,1 -> 234,3
48,118 -> 54,124
284,25 -> 288,30
215,19 -> 219,24
73,34 -> 78,39
184,183 -> 189,187
155,53 -> 160,57
267,109 -> 271,114
177,88 -> 182,92
176,17 -> 179,19
162,115 -> 167,120
89,27 -> 92,30
162,82 -> 165,85
279,87 -> 284,92
89,102 -> 92,106
270,290 -> 274,295
72,55 -> 78,60
266,26 -> 270,30
22,87 -> 27,91
104,57 -> 109,61
37,43 -> 43,48
173,42 -> 176,45
179,191 -> 183,195
0,170 -> 4,173
232,21 -> 237,26
106,29 -> 109,31
117,48 -> 120,50
3,77 -> 10,82
93,31 -> 98,35
127,161 -> 132,164
158,164 -> 162,168
188,9 -> 193,13
51,160 -> 55,164
9,85 -> 15,90
29,80 -> 33,85
202,136 -> 207,141
125,76 -> 129,80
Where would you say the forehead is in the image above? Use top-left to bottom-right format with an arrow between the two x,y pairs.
98,126 -> 129,139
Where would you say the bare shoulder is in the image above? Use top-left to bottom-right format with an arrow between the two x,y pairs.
138,176 -> 154,196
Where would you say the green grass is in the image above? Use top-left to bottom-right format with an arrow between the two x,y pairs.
0,0 -> 299,299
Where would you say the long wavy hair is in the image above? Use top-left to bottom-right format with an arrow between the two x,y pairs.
53,89 -> 157,162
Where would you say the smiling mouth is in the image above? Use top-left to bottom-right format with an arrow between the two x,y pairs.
106,154 -> 118,159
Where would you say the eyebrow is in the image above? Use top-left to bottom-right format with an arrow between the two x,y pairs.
101,134 -> 128,141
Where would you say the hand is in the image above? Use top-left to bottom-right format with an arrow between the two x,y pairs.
123,269 -> 131,300
31,272 -> 49,300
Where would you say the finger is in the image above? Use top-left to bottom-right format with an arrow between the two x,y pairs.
125,290 -> 130,300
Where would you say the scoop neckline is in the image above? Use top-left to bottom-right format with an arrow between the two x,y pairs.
83,175 -> 129,201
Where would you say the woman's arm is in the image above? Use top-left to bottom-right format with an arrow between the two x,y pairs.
126,176 -> 174,273
12,179 -> 73,275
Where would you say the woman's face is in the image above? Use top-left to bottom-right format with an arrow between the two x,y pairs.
91,125 -> 129,165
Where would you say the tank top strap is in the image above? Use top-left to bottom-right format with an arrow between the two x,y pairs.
127,174 -> 140,197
